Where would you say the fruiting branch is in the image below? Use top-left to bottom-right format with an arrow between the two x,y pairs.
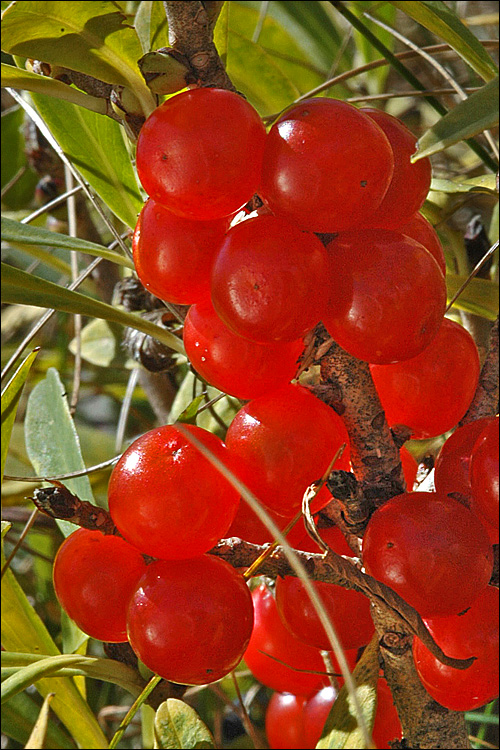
461,316 -> 499,425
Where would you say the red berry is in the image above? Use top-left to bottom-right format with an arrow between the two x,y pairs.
323,229 -> 447,364
370,319 -> 480,438
136,88 -> 266,220
108,424 -> 240,560
132,199 -> 230,304
413,586 -> 499,711
275,524 -> 374,651
434,417 -> 495,499
372,678 -> 403,749
401,446 -> 418,490
360,109 -> 432,230
183,299 -> 303,400
398,212 -> 446,275
127,556 -> 254,685
470,417 -> 499,530
302,685 -> 338,748
265,693 -> 307,749
362,492 -> 493,617
244,584 -> 329,696
53,529 -> 147,642
260,98 -> 394,232
225,384 -> 350,516
226,501 -> 296,546
210,214 -> 330,342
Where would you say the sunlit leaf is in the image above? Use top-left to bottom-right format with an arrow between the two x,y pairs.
414,78 -> 499,159
2,217 -> 134,268
154,699 -> 215,749
24,691 -> 55,749
317,636 -> 379,748
431,174 -> 498,195
135,0 -> 169,54
1,103 -> 38,209
29,93 -> 144,229
446,274 -> 499,320
1,263 -> 186,355
389,1 -> 499,81
1,690 -> 74,749
1,348 -> 38,483
1,63 -> 109,115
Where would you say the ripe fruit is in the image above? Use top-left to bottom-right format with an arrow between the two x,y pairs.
362,491 -> 493,617
244,584 -> 329,696
127,556 -> 254,685
136,88 -> 266,220
361,108 -> 432,230
470,416 -> 499,530
183,299 -> 303,400
398,212 -> 446,275
434,417 -> 495,499
302,685 -> 338,748
53,529 -> 147,642
108,424 -> 240,560
225,384 -> 350,516
323,229 -> 447,364
210,214 -> 330,342
132,199 -> 230,304
413,586 -> 499,711
370,318 -> 480,438
260,98 -> 394,232
265,693 -> 307,749
275,524 -> 374,651
400,446 -> 418,489
226,501 -> 296,546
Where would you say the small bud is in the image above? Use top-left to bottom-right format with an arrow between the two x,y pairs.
138,48 -> 196,95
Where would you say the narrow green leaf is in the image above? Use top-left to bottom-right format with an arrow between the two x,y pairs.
29,93 -> 144,229
135,0 -> 169,54
389,1 -> 499,81
1,1 -> 155,115
1,349 -> 38,483
317,636 -> 379,748
1,263 -> 186,355
1,62 -> 109,115
2,217 -> 134,269
414,78 -> 499,160
2,655 -> 91,704
431,174 -> 498,196
446,274 -> 499,320
1,531 -> 108,748
176,395 -> 206,426
154,699 -> 215,749
1,690 -> 75,749
24,368 -> 95,536
24,691 -> 55,749
1,103 -> 38,209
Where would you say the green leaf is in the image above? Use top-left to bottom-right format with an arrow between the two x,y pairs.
389,1 -> 499,82
1,531 -> 108,748
1,103 -> 38,209
1,217 -> 134,268
1,691 -> 75,749
175,395 -> 206,426
69,318 -> 127,368
29,92 -> 144,229
414,78 -> 499,160
351,2 -> 397,93
24,691 -> 55,749
446,274 -> 499,320
24,368 -> 95,536
1,263 -> 186,355
154,699 -> 215,749
317,636 -> 379,748
430,174 -> 498,196
1,348 -> 38,483
1,62 -> 109,115
1,1 -> 155,116
135,0 -> 169,54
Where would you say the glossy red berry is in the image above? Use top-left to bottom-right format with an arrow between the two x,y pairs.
244,584 -> 329,696
127,556 -> 253,685
108,424 -> 240,560
265,693 -> 307,749
136,88 -> 266,220
413,586 -> 499,711
370,319 -> 480,438
434,417 -> 495,499
398,212 -> 446,275
323,229 -> 447,364
183,299 -> 303,400
210,214 -> 330,342
362,492 -> 493,617
260,98 -> 394,232
302,685 -> 338,748
53,529 -> 147,642
225,384 -> 350,516
361,108 -> 432,229
226,501 -> 296,546
275,524 -> 374,651
132,199 -> 230,304
470,416 -> 499,530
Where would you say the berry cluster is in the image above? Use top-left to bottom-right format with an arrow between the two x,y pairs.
52,87 -> 498,721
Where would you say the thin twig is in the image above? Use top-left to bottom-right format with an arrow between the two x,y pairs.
65,166 -> 83,415
20,185 -> 83,225
115,368 -> 140,453
1,509 -> 39,579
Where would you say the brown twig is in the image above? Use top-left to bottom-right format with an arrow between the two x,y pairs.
460,316 -> 499,424
30,483 -> 118,535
